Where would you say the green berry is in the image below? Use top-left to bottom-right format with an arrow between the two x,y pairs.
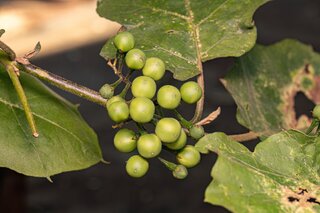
142,57 -> 166,80
180,81 -> 202,104
155,118 -> 181,143
165,129 -> 187,150
125,49 -> 146,70
129,97 -> 155,123
157,85 -> 181,109
126,155 -> 149,178
99,83 -> 114,99
176,145 -> 201,168
106,96 -> 125,109
114,129 -> 137,153
131,76 -> 156,99
137,134 -> 162,158
113,32 -> 135,52
313,105 -> 320,120
173,165 -> 188,179
189,125 -> 205,140
107,101 -> 129,123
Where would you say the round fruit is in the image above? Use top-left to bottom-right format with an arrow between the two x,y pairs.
106,96 -> 125,109
180,81 -> 202,104
125,49 -> 146,70
107,101 -> 129,123
131,76 -> 156,99
165,129 -> 187,150
176,145 -> 201,168
126,155 -> 149,178
173,165 -> 188,179
99,83 -> 114,99
157,85 -> 181,109
114,129 -> 137,153
113,31 -> 135,52
142,57 -> 166,80
313,105 -> 320,120
137,134 -> 162,158
189,125 -> 205,140
155,118 -> 181,143
129,97 -> 155,123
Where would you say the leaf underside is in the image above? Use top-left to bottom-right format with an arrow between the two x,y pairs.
97,0 -> 269,80
223,39 -> 320,137
0,66 -> 102,178
196,131 -> 320,213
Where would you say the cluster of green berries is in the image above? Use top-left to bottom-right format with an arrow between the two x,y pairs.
99,31 -> 205,179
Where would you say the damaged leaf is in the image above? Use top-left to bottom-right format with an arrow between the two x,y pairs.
196,130 -> 320,213
223,39 -> 320,137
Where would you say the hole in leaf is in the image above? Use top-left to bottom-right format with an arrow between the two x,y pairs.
307,197 -> 320,205
288,196 -> 299,202
294,92 -> 315,119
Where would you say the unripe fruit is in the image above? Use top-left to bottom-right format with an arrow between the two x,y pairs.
313,105 -> 320,120
99,83 -> 114,99
126,155 -> 149,178
165,129 -> 187,150
155,118 -> 181,143
157,85 -> 181,109
106,96 -> 125,109
114,129 -> 137,153
173,165 -> 188,179
125,49 -> 146,70
129,97 -> 155,123
131,76 -> 156,99
189,125 -> 205,140
137,134 -> 162,158
142,57 -> 166,80
113,31 -> 135,52
176,145 -> 201,168
108,101 -> 129,123
180,81 -> 202,104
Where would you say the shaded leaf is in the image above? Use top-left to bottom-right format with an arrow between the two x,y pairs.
97,0 -> 269,80
223,39 -> 320,137
0,65 -> 102,177
196,131 -> 320,213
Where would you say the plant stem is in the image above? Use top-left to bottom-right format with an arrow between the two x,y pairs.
0,56 -> 38,137
0,40 -> 16,61
191,70 -> 204,123
17,63 -> 108,106
229,131 -> 259,142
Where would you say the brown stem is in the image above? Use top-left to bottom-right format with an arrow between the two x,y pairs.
229,131 -> 259,142
18,63 -> 108,106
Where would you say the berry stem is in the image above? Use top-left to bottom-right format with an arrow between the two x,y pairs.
119,82 -> 131,98
173,109 -> 193,129
110,78 -> 122,88
306,119 -> 319,135
158,157 -> 177,171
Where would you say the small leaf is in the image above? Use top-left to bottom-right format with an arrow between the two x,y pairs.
97,0 -> 270,80
223,39 -> 320,137
0,66 -> 102,177
196,131 -> 320,213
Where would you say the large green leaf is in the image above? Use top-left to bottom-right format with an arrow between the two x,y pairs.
223,39 -> 320,137
196,131 -> 320,213
97,0 -> 269,80
0,65 -> 102,178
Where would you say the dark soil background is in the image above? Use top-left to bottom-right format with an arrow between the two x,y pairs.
0,0 -> 319,213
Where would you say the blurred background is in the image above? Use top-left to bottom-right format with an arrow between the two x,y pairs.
0,0 -> 319,212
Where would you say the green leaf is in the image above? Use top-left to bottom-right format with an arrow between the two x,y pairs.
97,0 -> 269,80
196,131 -> 320,213
223,39 -> 320,137
0,29 -> 5,37
0,66 -> 102,178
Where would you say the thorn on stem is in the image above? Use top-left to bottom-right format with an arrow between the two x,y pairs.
196,107 -> 221,126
